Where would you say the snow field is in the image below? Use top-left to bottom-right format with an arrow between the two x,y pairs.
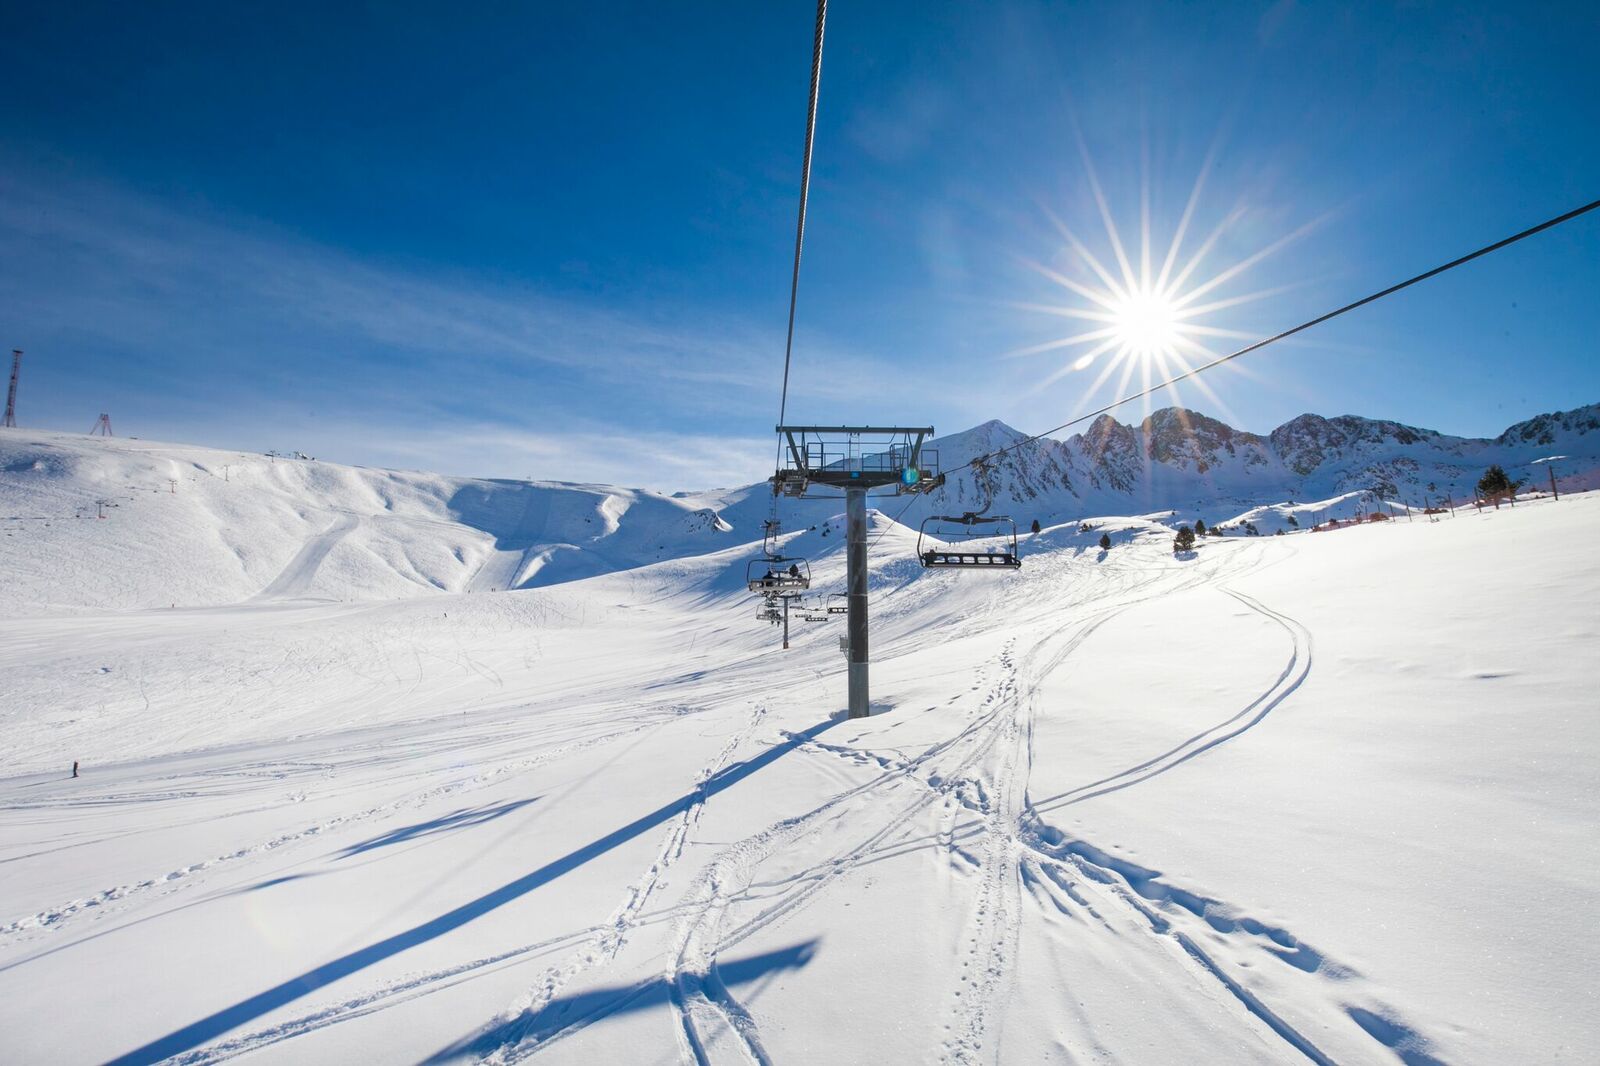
1,436 -> 1597,1063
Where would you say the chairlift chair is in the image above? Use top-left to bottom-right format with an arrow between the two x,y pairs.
917,512 -> 1022,570
746,518 -> 812,594
826,593 -> 847,615
746,557 -> 811,594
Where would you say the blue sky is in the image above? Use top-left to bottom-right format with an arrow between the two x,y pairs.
2,2 -> 1596,488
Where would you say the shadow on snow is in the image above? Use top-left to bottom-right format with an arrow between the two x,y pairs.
104,718 -> 839,1066
336,798 -> 540,860
424,940 -> 820,1062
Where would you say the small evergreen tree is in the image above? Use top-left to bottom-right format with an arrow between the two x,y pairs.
1173,525 -> 1196,553
1286,514 -> 1299,528
1030,518 -> 1041,534
1098,532 -> 1111,551
1194,518 -> 1207,536
1477,464 -> 1513,500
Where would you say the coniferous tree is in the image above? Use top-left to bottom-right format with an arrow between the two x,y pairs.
1477,464 -> 1514,500
1030,518 -> 1041,534
1173,525 -> 1196,553
1194,518 -> 1207,536
1098,532 -> 1111,551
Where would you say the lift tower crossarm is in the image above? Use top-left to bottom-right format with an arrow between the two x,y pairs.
773,424 -> 939,496
776,425 -> 935,434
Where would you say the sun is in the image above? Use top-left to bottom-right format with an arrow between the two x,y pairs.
1015,140 -> 1316,412
1109,287 -> 1182,359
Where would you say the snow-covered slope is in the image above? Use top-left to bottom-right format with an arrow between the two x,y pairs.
5,401 -> 1595,610
0,429 -> 736,611
2,484 -> 1595,1064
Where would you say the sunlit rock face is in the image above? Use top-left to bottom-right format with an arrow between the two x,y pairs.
1077,415 -> 1141,495
1140,408 -> 1271,473
1268,413 -> 1434,478
903,401 -> 1600,527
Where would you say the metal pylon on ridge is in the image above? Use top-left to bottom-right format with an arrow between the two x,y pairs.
3,349 -> 20,428
90,413 -> 114,436
772,425 -> 943,718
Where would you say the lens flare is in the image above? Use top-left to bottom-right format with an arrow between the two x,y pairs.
1013,134 -> 1318,423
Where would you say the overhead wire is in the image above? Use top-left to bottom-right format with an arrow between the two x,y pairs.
776,0 -> 827,434
758,0 -> 832,598
957,197 -> 1600,473
769,0 -> 829,531
864,196 -> 1599,556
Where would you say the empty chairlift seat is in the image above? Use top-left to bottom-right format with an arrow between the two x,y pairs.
916,512 -> 1022,570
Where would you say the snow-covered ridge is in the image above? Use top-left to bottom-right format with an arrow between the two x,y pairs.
0,430 -> 743,611
914,400 -> 1600,528
4,400 -> 1595,609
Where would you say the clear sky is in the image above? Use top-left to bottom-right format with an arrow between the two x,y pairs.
2,2 -> 1597,488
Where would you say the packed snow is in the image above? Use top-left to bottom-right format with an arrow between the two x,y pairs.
2,425 -> 1597,1065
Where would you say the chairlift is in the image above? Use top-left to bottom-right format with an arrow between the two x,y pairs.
917,512 -> 1022,570
745,519 -> 812,594
746,557 -> 811,594
826,593 -> 847,615
756,602 -> 784,625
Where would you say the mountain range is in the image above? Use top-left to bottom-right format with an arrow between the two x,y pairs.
3,401 -> 1596,609
909,401 -> 1600,526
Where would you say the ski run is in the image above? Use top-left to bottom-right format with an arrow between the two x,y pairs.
2,428 -> 1597,1065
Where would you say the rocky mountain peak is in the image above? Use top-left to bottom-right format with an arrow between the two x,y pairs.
1495,403 -> 1600,447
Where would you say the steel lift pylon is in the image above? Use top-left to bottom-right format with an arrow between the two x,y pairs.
772,426 -> 942,718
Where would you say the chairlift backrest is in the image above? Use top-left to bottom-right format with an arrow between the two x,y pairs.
916,512 -> 1022,571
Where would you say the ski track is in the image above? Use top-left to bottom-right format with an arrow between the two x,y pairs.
251,513 -> 360,601
1027,583 -> 1315,816
177,704 -> 768,1065
491,659 -> 1042,1062
0,705 -> 708,948
777,549 -> 1434,1066
472,704 -> 770,1065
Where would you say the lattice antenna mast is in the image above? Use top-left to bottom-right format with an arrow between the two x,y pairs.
90,413 -> 114,436
3,349 -> 20,428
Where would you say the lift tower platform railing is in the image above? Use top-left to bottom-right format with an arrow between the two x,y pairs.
773,426 -> 942,718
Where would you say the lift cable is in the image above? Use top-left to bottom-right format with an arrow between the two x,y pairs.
764,0 -> 832,573
954,197 -> 1600,474
771,0 -> 829,485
